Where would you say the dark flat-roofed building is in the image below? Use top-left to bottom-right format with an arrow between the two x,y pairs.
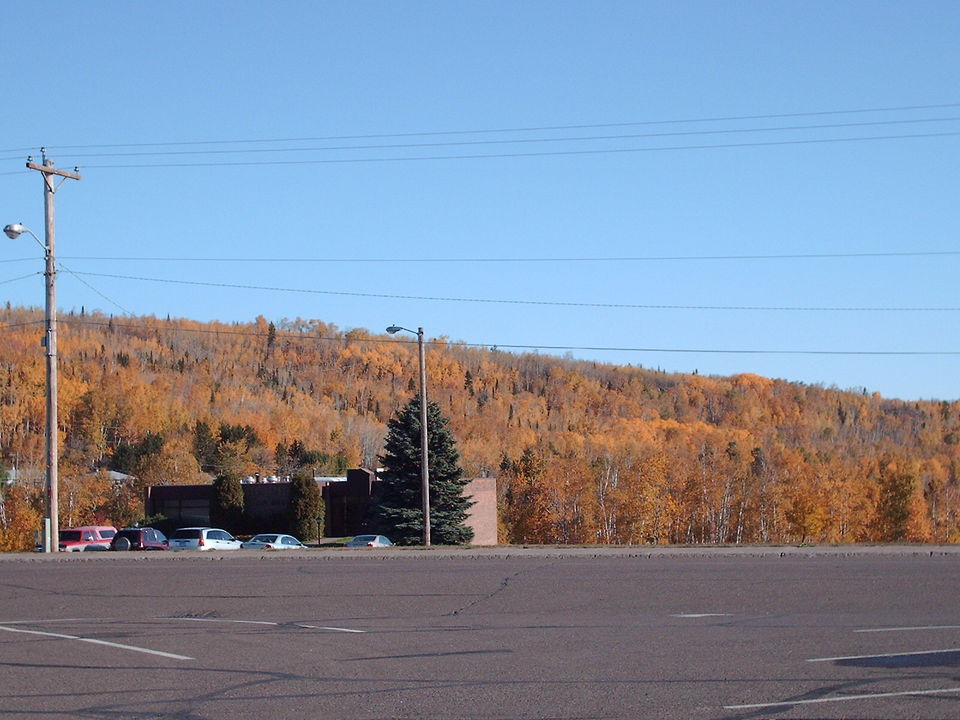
145,468 -> 497,544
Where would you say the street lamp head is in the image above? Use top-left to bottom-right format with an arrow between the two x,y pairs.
3,223 -> 25,240
3,223 -> 45,250
386,325 -> 403,334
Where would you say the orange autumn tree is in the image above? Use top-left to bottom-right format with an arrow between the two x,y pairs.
1,305 -> 959,549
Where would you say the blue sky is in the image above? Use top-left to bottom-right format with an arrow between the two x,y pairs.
2,1 -> 958,401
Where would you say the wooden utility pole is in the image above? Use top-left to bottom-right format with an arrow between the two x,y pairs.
26,153 -> 81,552
417,327 -> 431,547
386,324 -> 432,546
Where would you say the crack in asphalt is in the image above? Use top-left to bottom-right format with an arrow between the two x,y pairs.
445,568 -> 526,617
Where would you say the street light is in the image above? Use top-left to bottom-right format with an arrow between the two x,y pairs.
4,222 -> 59,552
385,324 -> 430,546
4,224 -> 37,242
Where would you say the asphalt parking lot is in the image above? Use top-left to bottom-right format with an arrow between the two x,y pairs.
2,546 -> 960,719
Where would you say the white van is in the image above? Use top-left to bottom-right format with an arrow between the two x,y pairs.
169,527 -> 241,550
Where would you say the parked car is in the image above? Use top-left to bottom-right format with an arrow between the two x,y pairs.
345,534 -> 394,547
110,527 -> 169,551
240,533 -> 307,550
58,526 -> 117,552
169,527 -> 241,551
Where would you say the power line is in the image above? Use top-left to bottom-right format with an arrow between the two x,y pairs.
460,343 -> 960,357
75,130 -> 960,169
6,100 -> 959,153
0,319 -> 44,330
39,116 -> 960,160
1,263 -> 128,313
55,250 -> 960,263
9,316 -> 956,357
0,272 -> 40,286
68,270 -> 960,312
56,262 -> 131,316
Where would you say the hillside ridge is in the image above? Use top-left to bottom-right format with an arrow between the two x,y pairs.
1,306 -> 958,548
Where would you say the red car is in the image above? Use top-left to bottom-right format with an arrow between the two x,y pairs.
58,525 -> 117,552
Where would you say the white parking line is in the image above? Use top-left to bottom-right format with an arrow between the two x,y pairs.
0,624 -> 193,660
177,618 -> 278,626
670,613 -> 732,618
725,686 -> 960,710
295,623 -> 366,633
807,647 -> 960,663
727,626 -> 960,712
162,617 -> 366,633
856,625 -> 960,633
0,618 -> 99,625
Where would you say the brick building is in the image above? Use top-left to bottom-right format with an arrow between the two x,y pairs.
145,469 -> 497,545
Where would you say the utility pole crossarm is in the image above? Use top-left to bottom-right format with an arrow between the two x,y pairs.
26,162 -> 82,181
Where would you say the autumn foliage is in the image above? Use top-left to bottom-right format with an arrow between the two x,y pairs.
1,306 -> 959,550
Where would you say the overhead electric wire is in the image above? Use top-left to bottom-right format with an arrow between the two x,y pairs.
56,262 -> 131,316
450,343 -> 960,357
4,114 -> 960,171
56,249 -> 960,263
1,264 -> 129,314
16,316 -> 958,357
0,272 -> 40,286
38,116 -> 960,160
67,270 -> 960,312
0,319 -> 44,330
4,100 -> 959,154
3,103 -> 956,360
75,130 -> 960,169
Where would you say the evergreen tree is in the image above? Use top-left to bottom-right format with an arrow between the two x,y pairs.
371,395 -> 474,545
211,471 -> 245,534
193,421 -> 218,473
290,471 -> 323,541
114,431 -> 165,475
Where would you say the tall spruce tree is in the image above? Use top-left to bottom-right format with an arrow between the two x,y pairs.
290,471 -> 323,541
371,395 -> 474,545
211,471 -> 245,534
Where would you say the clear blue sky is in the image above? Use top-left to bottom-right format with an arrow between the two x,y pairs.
2,1 -> 958,401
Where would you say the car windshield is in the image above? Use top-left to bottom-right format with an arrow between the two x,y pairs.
100,529 -> 116,538
116,530 -> 140,539
59,531 -> 82,541
252,535 -> 278,542
171,529 -> 202,539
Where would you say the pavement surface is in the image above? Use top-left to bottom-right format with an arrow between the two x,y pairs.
2,545 -> 960,719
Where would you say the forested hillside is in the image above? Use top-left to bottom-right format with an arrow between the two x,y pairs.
1,305 -> 959,550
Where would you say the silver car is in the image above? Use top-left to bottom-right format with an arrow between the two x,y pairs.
169,527 -> 241,551
345,534 -> 394,547
240,534 -> 307,550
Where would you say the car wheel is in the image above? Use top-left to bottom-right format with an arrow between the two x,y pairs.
113,537 -> 131,551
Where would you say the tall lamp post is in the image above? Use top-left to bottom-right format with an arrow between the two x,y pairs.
4,222 -> 58,552
385,325 -> 430,546
5,153 -> 81,553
